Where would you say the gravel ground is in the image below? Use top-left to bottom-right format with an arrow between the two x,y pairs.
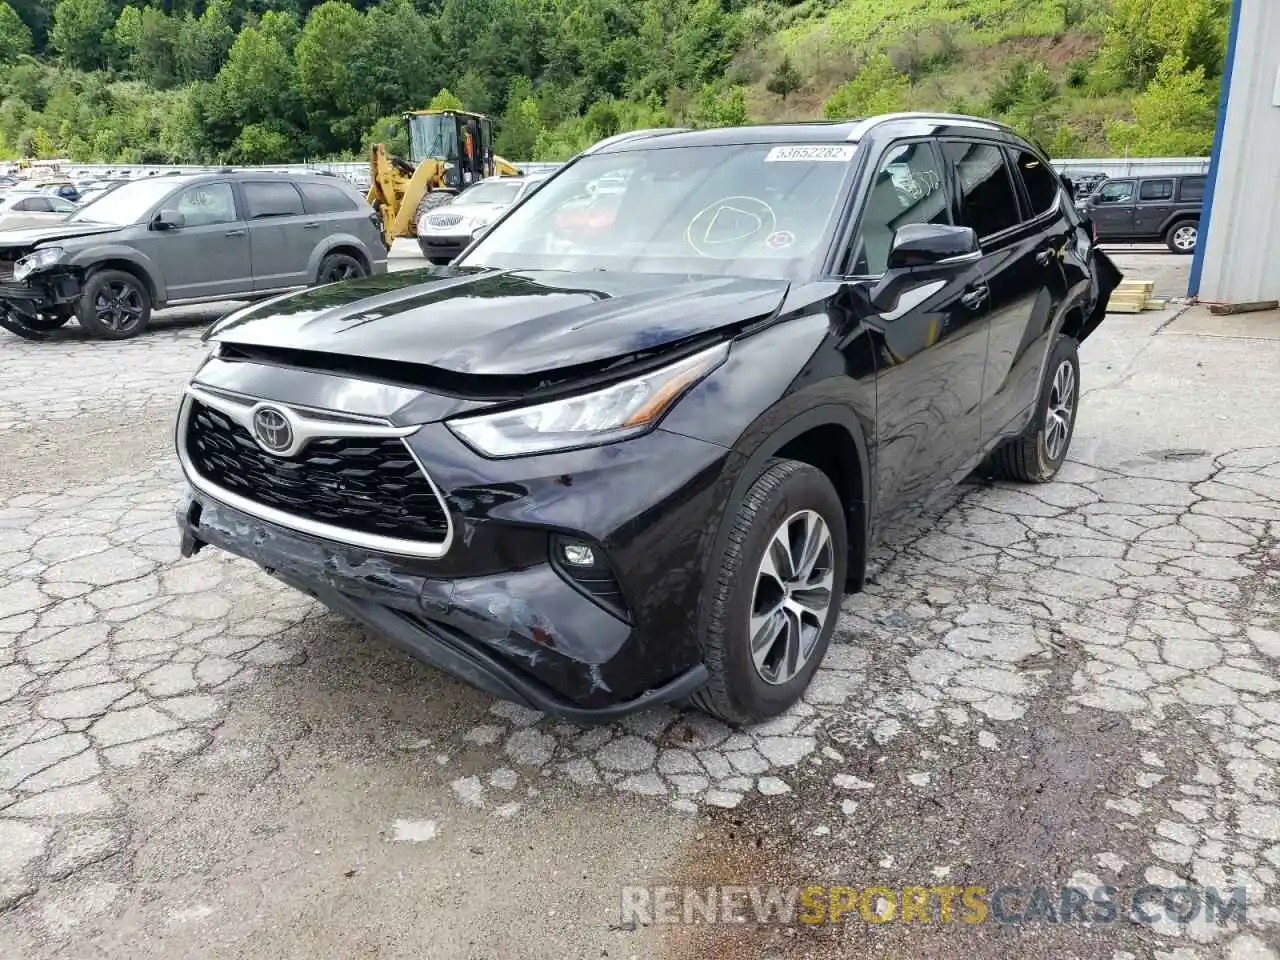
1,253 -> 1278,960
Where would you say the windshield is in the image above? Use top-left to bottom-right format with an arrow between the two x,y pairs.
458,181 -> 524,206
458,142 -> 856,280
409,114 -> 458,163
69,178 -> 189,225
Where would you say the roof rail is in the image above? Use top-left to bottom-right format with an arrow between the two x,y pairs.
843,112 -> 1008,141
581,128 -> 690,155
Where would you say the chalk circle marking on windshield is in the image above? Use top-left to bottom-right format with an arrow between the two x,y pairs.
764,144 -> 856,163
686,196 -> 777,258
766,231 -> 795,250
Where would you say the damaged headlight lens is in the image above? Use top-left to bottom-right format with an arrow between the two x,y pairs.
13,247 -> 64,282
447,342 -> 729,457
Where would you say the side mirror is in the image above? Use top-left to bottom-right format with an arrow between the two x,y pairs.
153,208 -> 184,230
886,223 -> 978,270
870,223 -> 980,313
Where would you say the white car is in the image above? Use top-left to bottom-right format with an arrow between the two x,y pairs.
0,192 -> 79,231
416,175 -> 546,264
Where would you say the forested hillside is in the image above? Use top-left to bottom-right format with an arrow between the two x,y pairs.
0,0 -> 1230,164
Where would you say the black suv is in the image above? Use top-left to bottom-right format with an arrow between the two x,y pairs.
1079,173 -> 1206,254
174,114 -> 1120,724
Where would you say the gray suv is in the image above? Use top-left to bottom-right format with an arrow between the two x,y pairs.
1079,173 -> 1205,254
0,171 -> 387,340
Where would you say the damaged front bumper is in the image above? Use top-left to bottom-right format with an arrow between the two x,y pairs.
0,273 -> 80,339
176,489 -> 711,722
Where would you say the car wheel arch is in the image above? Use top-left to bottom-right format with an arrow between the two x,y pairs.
707,405 -> 872,597
70,250 -> 164,305
309,236 -> 371,282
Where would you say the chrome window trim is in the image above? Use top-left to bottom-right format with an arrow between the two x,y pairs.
177,386 -> 454,559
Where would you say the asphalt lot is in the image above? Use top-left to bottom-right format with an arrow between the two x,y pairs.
2,250 -> 1280,959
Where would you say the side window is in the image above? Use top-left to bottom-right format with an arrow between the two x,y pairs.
1095,180 -> 1135,204
847,141 -> 949,276
15,197 -> 44,211
1178,177 -> 1206,203
243,181 -> 305,219
174,182 -> 237,226
1139,179 -> 1174,201
298,181 -> 358,214
1011,149 -> 1060,219
49,197 -> 78,214
943,141 -> 1022,239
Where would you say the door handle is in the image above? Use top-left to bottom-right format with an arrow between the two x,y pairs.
225,229 -> 246,237
303,221 -> 320,230
1035,248 -> 1055,266
960,284 -> 989,310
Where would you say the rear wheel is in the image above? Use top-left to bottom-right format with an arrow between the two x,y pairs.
1164,220 -> 1199,255
988,335 -> 1079,483
692,459 -> 848,725
76,269 -> 151,340
316,252 -> 367,285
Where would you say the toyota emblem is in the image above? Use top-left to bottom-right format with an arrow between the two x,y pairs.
251,406 -> 294,454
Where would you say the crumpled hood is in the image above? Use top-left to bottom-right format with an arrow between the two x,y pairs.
209,267 -> 789,377
0,222 -> 121,248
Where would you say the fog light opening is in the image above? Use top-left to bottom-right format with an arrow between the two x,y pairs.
561,541 -> 596,567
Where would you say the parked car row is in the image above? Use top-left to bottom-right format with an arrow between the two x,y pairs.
0,170 -> 386,340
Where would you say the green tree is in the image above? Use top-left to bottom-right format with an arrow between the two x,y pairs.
765,55 -> 801,102
0,1 -> 33,63
428,87 -> 465,111
295,0 -> 363,149
688,83 -> 747,128
823,54 -> 909,119
49,0 -> 112,69
174,1 -> 234,83
1106,54 -> 1216,156
495,77 -> 541,158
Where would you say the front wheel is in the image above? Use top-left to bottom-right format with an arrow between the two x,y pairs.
989,335 -> 1079,483
1165,220 -> 1199,255
692,460 -> 848,725
76,269 -> 151,340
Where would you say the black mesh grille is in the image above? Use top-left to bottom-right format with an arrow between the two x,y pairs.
185,401 -> 448,542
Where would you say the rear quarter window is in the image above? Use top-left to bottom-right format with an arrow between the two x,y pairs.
298,181 -> 359,214
1178,177 -> 1206,203
1011,149 -> 1060,219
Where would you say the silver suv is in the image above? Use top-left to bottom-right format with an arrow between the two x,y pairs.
0,171 -> 387,340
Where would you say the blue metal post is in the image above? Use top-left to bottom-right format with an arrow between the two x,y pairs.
1188,0 -> 1245,298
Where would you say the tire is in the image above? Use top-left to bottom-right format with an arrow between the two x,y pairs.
76,269 -> 151,340
316,252 -> 367,285
692,459 -> 848,725
989,335 -> 1080,483
1164,220 -> 1199,255
414,189 -> 456,226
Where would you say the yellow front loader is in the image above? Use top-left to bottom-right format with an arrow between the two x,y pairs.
367,109 -> 523,249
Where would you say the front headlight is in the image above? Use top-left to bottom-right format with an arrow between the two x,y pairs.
447,342 -> 729,457
13,247 -> 64,282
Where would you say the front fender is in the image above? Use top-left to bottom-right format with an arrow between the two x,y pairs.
66,245 -> 164,302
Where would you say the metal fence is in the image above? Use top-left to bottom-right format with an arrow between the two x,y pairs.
7,156 -> 1213,185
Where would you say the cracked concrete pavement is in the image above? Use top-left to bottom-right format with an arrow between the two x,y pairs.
1,253 -> 1279,959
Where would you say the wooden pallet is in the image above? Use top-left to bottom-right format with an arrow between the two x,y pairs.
1106,279 -> 1168,314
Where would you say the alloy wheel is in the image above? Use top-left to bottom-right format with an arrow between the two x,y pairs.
93,282 -> 144,333
1172,225 -> 1198,252
1044,359 -> 1076,462
749,509 -> 835,686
